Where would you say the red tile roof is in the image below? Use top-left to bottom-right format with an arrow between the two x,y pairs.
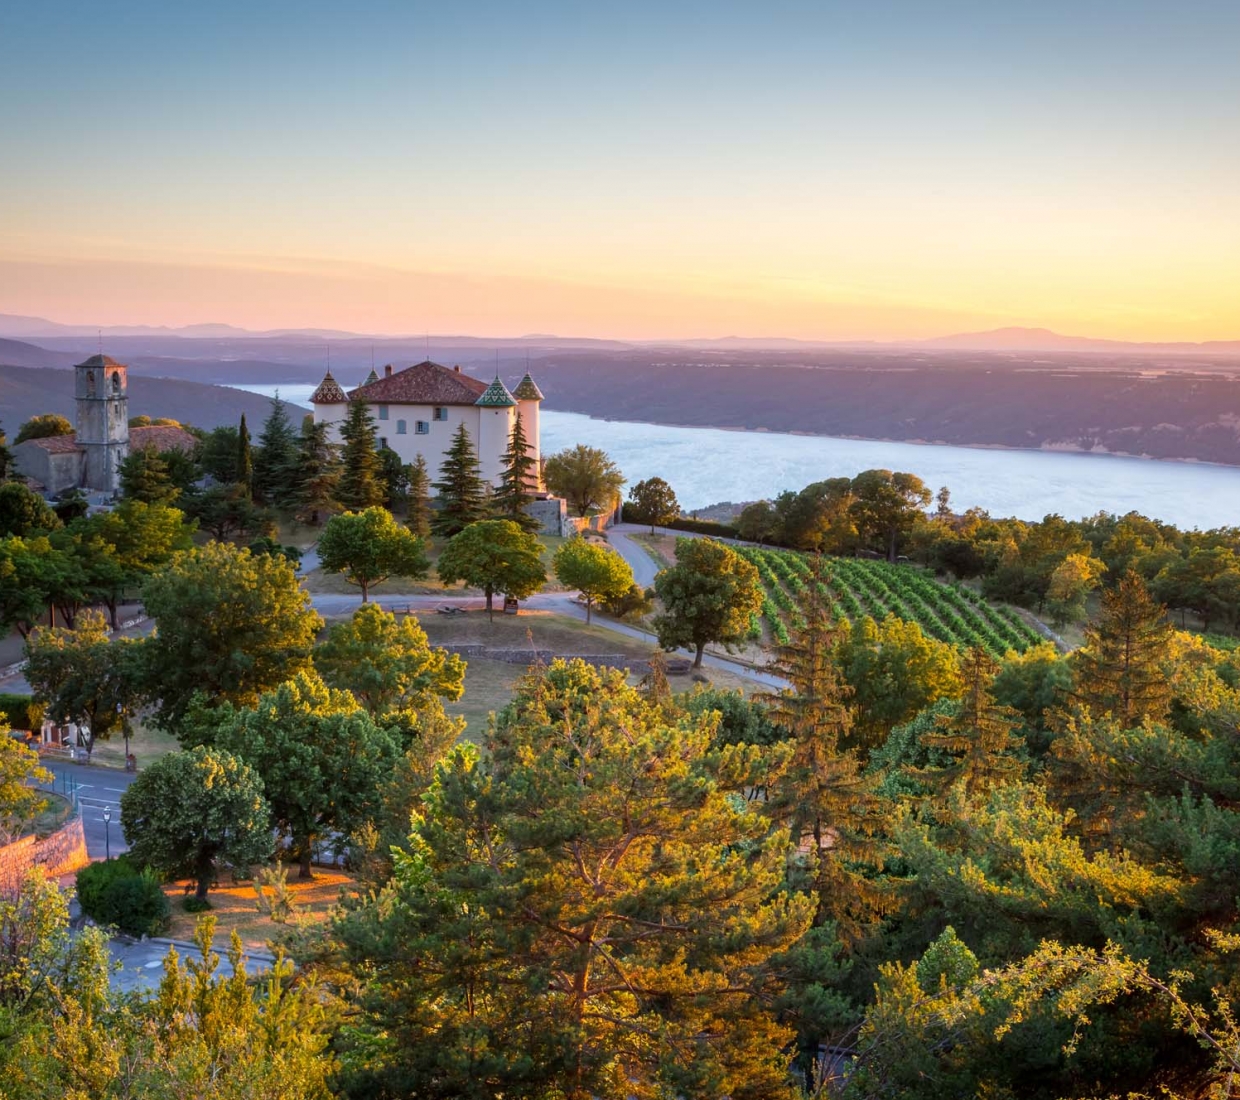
130,425 -> 197,453
21,433 -> 81,454
349,361 -> 488,406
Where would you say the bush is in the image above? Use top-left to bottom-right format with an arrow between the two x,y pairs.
0,693 -> 45,733
183,896 -> 212,914
600,583 -> 655,621
76,857 -> 170,936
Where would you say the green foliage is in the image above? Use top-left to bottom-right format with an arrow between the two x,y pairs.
0,715 -> 50,842
652,537 -> 764,667
430,422 -> 488,536
435,518 -> 547,618
491,413 -> 540,531
0,481 -> 60,538
552,535 -> 633,622
336,399 -> 385,510
196,422 -> 241,483
405,453 -> 431,538
294,415 -> 339,524
542,442 -> 625,516
75,857 -> 170,936
317,505 -> 429,600
0,535 -> 63,637
0,693 -> 46,733
683,685 -> 783,748
252,393 -> 300,509
627,475 -> 679,532
118,446 -> 180,504
849,468 -> 932,561
599,580 -> 654,620
0,420 -> 13,480
185,481 -> 275,542
139,541 -> 322,729
328,659 -> 814,1098
235,413 -> 253,495
182,895 -> 212,913
14,414 -> 72,445
121,746 -> 272,901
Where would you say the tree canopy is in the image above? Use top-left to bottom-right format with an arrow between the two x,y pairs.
542,444 -> 625,517
552,536 -> 633,622
435,519 -> 546,619
14,414 -> 73,445
627,476 -> 679,532
431,422 -> 489,537
317,506 -> 429,601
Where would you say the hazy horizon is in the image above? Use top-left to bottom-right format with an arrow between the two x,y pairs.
2,2 -> 1237,343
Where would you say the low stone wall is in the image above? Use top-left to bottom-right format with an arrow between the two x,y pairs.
439,644 -> 652,673
0,813 -> 89,896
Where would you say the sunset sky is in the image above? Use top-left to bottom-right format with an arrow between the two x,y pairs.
1,1 -> 1236,341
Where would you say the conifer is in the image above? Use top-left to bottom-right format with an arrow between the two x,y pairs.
406,454 -> 432,539
253,393 -> 300,509
294,416 -> 339,525
431,423 -> 488,537
236,413 -> 253,497
336,400 -> 385,511
491,414 -> 540,531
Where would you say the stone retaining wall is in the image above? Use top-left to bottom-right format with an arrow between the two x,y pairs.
439,644 -> 652,672
0,813 -> 89,896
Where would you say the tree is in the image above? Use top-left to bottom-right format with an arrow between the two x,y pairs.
542,443 -> 625,517
0,717 -> 50,843
835,615 -> 963,750
184,483 -> 275,542
139,541 -> 322,729
849,468 -> 932,561
1071,569 -> 1174,727
253,393 -> 300,509
406,453 -> 431,538
435,519 -> 546,620
912,647 -> 1025,799
0,482 -> 59,538
118,446 -> 180,504
24,610 -> 142,760
431,422 -> 488,537
552,535 -> 633,622
315,602 -> 465,721
491,414 -> 539,531
235,413 -> 253,496
737,500 -> 781,544
121,747 -> 271,901
197,423 -> 240,484
294,415 -> 339,524
317,506 -> 429,601
0,420 -> 13,480
1045,551 -> 1104,627
14,414 -> 72,445
336,399 -> 384,511
0,536 -> 63,637
209,672 -> 400,878
652,537 -> 763,668
627,476 -> 679,533
759,567 -> 885,942
378,446 -> 408,510
328,659 -> 814,1099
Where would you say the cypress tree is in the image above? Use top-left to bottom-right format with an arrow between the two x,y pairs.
406,455 -> 432,539
379,446 -> 408,511
253,394 -> 299,509
236,414 -> 253,497
491,415 -> 540,532
336,400 -> 385,511
431,423 -> 488,537
295,416 -> 339,525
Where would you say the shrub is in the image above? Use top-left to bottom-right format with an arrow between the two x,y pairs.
76,857 -> 170,936
0,693 -> 45,733
600,583 -> 654,620
183,896 -> 212,914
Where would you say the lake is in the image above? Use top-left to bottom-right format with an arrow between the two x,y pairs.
232,384 -> 1240,529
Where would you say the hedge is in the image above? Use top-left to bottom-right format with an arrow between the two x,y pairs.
76,856 -> 171,937
621,504 -> 740,539
0,693 -> 46,733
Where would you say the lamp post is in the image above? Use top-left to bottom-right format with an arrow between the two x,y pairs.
103,806 -> 111,861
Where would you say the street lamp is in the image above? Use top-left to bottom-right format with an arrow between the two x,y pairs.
103,806 -> 111,861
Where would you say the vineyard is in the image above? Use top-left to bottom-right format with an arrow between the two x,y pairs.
734,546 -> 1044,657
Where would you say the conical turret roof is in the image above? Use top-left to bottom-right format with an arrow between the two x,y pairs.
310,371 -> 348,404
364,367 -> 380,385
513,372 -> 544,401
475,376 -> 517,408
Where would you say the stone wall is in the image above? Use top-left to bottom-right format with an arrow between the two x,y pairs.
439,643 -> 652,673
0,813 -> 89,896
526,496 -> 569,536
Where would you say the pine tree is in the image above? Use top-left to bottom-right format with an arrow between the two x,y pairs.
914,646 -> 1024,798
294,416 -> 339,525
759,561 -> 887,941
236,413 -> 253,497
378,446 -> 408,511
431,423 -> 488,537
0,421 -> 13,480
118,447 -> 179,505
253,394 -> 299,509
336,400 -> 384,511
491,415 -> 539,531
1071,570 -> 1174,727
406,454 -> 432,539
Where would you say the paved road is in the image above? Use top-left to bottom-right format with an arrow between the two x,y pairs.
42,760 -> 135,859
606,524 -> 663,588
107,935 -> 274,992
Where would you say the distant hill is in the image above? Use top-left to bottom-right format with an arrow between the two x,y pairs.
0,364 -> 305,434
921,326 -> 1240,355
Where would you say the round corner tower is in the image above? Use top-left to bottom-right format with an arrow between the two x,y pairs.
75,354 -> 129,493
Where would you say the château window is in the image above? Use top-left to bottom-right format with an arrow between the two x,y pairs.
396,419 -> 407,434
378,404 -> 389,420
379,436 -> 388,449
433,407 -> 448,421
416,421 -> 430,434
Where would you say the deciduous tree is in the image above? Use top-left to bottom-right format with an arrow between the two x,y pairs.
552,536 -> 633,622
317,506 -> 429,601
14,414 -> 72,445
0,482 -> 59,538
627,476 -> 679,533
542,443 -> 625,517
848,468 -> 932,562
0,718 -> 50,843
435,519 -> 546,620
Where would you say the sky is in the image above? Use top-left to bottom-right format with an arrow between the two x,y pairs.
0,1 -> 1237,342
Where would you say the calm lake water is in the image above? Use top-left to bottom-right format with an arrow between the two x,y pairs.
235,384 -> 1240,529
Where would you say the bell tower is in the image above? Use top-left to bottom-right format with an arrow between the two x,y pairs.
75,354 -> 130,493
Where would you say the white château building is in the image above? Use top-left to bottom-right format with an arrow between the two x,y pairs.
310,360 -> 544,489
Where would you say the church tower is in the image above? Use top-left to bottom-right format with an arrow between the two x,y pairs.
75,354 -> 129,493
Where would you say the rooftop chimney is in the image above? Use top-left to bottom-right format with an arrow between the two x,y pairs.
384,364 -> 392,378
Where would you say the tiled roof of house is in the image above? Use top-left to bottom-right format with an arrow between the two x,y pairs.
513,372 -> 544,401
130,425 -> 197,453
75,354 -> 125,369
311,371 -> 349,404
20,432 -> 81,454
475,376 -> 517,408
349,361 -> 489,406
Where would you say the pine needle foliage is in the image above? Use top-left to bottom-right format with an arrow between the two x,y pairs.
491,414 -> 540,531
430,423 -> 489,537
336,400 -> 385,511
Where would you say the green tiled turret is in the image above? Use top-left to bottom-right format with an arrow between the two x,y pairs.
513,372 -> 544,401
475,376 -> 517,407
